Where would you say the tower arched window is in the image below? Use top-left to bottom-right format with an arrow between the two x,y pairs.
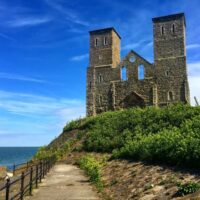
138,64 -> 145,80
98,95 -> 102,104
98,74 -> 103,83
172,24 -> 175,34
121,66 -> 127,81
89,81 -> 92,89
168,91 -> 174,101
104,37 -> 108,45
95,38 -> 98,47
161,26 -> 165,35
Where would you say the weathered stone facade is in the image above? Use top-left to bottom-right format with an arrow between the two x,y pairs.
86,13 -> 190,116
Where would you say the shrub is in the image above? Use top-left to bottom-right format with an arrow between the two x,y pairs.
77,155 -> 103,189
34,140 -> 75,161
60,104 -> 200,168
177,182 -> 200,196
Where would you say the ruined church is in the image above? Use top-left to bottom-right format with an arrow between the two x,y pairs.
86,13 -> 190,116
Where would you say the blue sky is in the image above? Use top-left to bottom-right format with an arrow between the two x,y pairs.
0,0 -> 200,146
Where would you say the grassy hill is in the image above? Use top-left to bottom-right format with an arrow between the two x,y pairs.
60,104 -> 200,168
35,104 -> 200,199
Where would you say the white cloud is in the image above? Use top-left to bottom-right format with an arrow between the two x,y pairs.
7,16 -> 52,27
122,40 -> 152,51
187,44 -> 200,50
45,0 -> 89,26
188,61 -> 200,105
189,76 -> 200,106
188,61 -> 200,76
0,90 -> 85,145
0,72 -> 48,83
0,33 -> 15,41
146,41 -> 153,47
71,53 -> 88,61
0,90 -> 85,118
122,43 -> 141,50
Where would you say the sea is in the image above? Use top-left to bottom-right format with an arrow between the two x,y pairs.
0,147 -> 39,170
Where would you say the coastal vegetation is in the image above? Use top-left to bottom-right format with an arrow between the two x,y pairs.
35,104 -> 200,198
64,104 -> 200,168
76,155 -> 104,189
34,139 -> 75,160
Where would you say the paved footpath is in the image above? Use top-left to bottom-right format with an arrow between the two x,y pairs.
25,164 -> 100,200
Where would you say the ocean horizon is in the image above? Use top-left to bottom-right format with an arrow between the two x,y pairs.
0,147 -> 39,170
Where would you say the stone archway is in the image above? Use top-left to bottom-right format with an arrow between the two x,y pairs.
120,92 -> 145,108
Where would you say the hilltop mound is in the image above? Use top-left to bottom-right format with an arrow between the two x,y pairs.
42,104 -> 200,199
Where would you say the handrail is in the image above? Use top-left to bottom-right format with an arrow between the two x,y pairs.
12,160 -> 37,175
0,156 -> 56,200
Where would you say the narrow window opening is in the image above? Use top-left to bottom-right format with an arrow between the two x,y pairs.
168,91 -> 174,101
138,64 -> 145,80
89,81 -> 92,89
165,70 -> 169,77
104,37 -> 108,45
98,95 -> 102,104
172,24 -> 175,34
161,26 -> 164,35
121,67 -> 127,81
98,74 -> 103,83
95,38 -> 98,46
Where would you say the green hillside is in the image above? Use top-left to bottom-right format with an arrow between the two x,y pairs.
63,104 -> 200,168
37,104 -> 200,168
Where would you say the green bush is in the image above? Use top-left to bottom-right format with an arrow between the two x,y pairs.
177,182 -> 200,196
34,140 -> 75,161
55,140 -> 75,160
60,104 -> 200,168
34,146 -> 53,160
77,155 -> 103,188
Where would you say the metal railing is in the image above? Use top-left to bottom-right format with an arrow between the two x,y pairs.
12,161 -> 34,176
0,156 -> 56,200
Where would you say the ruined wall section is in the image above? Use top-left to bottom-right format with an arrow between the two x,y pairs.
112,51 -> 155,109
86,67 -> 96,116
93,65 -> 119,114
87,13 -> 190,116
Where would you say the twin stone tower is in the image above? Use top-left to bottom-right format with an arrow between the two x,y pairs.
86,13 -> 190,116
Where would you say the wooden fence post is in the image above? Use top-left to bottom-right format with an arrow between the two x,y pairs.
20,172 -> 25,200
39,161 -> 42,183
5,178 -> 10,200
29,167 -> 33,195
36,164 -> 38,188
42,161 -> 45,178
13,164 -> 16,175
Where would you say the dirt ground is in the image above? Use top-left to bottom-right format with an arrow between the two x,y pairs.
66,151 -> 200,200
25,163 -> 100,200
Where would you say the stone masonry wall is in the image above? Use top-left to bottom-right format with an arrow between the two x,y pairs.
86,13 -> 190,116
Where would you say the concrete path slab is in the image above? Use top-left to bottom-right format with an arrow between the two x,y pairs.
25,164 -> 100,200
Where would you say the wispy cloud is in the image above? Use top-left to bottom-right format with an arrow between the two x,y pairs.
122,40 -> 153,52
0,90 -> 85,118
122,43 -> 141,50
188,61 -> 200,76
188,61 -> 200,105
0,72 -> 48,83
187,44 -> 200,50
71,53 -> 88,61
0,33 -> 16,41
0,90 -> 85,145
45,0 -> 89,26
189,75 -> 200,106
7,16 -> 52,27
